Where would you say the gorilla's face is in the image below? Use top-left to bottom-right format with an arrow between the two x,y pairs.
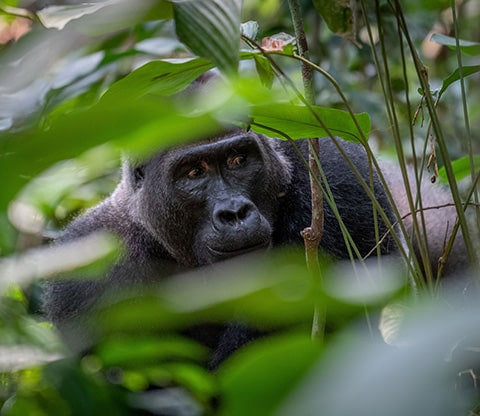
132,130 -> 292,267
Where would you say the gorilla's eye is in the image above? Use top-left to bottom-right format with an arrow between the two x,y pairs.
228,154 -> 246,168
187,165 -> 205,179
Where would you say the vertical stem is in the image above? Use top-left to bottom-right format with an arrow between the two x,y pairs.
289,0 -> 314,104
288,0 -> 325,340
451,0 -> 480,240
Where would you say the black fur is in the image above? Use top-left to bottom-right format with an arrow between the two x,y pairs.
43,130 -> 398,365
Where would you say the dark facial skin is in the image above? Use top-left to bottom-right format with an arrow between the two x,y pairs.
134,132 -> 290,267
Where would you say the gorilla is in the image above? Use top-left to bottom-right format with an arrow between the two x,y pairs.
43,127 -> 469,366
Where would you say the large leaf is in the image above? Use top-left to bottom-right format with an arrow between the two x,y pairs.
173,0 -> 242,74
250,103 -> 370,142
431,33 -> 480,56
95,249 -> 315,334
219,333 -> 322,416
278,297 -> 480,415
37,0 -> 173,35
0,96 -> 222,212
102,57 -> 214,101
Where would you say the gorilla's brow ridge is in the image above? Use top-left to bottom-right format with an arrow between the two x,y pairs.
169,135 -> 258,166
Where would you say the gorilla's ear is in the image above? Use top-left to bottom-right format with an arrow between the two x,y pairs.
121,155 -> 145,191
133,165 -> 145,188
132,165 -> 145,189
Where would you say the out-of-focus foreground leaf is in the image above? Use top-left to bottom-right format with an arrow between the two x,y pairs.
250,103 -> 370,142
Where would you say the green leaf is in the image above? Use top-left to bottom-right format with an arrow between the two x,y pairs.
431,33 -> 480,56
0,232 -> 121,292
252,54 -> 275,88
438,155 -> 480,183
95,249 -> 314,334
102,57 -> 214,101
218,332 -> 322,416
312,0 -> 354,36
0,96 -> 222,212
438,65 -> 480,98
250,104 -> 370,142
173,0 -> 242,75
96,335 -> 207,367
0,213 -> 16,256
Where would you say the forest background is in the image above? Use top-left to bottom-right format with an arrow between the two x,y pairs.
0,0 -> 479,415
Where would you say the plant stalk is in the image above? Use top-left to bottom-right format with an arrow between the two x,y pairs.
288,0 -> 325,340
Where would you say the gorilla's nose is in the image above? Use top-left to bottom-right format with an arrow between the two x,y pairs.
213,196 -> 258,229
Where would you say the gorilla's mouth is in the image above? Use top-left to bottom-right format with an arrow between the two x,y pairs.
207,241 -> 270,259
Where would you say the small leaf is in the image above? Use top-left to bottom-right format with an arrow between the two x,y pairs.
252,55 -> 275,88
431,33 -> 480,56
173,0 -> 242,75
240,20 -> 259,40
379,303 -> 410,346
250,103 -> 370,143
438,65 -> 480,98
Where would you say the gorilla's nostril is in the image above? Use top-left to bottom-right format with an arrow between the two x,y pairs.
220,210 -> 238,224
237,204 -> 250,220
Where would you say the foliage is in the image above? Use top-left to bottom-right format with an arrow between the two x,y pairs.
0,0 -> 479,415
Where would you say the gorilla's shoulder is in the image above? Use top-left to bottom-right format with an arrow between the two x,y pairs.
58,198 -> 126,242
57,185 -> 152,252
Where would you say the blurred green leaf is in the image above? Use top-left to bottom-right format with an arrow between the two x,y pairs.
96,250 -> 315,335
431,33 -> 480,56
218,332 -> 322,416
95,335 -> 207,367
250,104 -> 370,142
0,96 -> 222,212
0,232 -> 121,292
40,359 -> 129,416
312,0 -> 354,35
0,213 -> 16,256
0,292 -> 63,361
278,297 -> 480,416
174,0 -> 242,74
102,57 -> 214,101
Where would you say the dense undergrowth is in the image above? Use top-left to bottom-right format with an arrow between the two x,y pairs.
0,0 -> 479,415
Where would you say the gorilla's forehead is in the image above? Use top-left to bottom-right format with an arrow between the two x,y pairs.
158,129 -> 267,162
183,128 -> 254,148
